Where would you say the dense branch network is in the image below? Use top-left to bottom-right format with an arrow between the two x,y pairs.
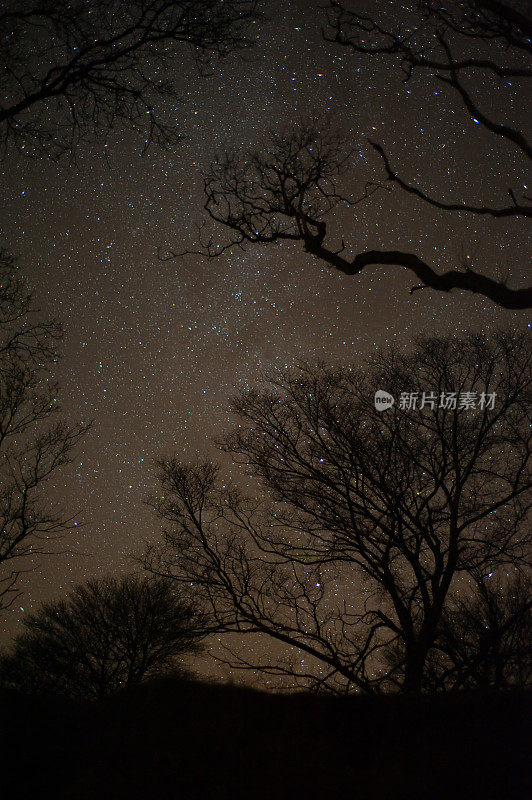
145,332 -> 532,693
0,0 -> 258,158
163,120 -> 532,309
0,251 -> 86,610
0,575 -> 209,699
166,1 -> 531,309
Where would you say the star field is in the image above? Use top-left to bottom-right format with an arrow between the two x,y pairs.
0,0 -> 529,680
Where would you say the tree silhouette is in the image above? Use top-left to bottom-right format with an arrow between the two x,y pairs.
0,0 -> 258,159
0,251 -> 85,611
423,570 -> 531,690
146,331 -> 531,693
169,0 -> 532,309
0,574 -> 208,700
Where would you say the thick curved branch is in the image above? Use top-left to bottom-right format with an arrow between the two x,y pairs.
370,140 -> 531,218
445,0 -> 532,40
325,2 -> 532,160
300,224 -> 532,309
346,250 -> 532,310
171,120 -> 531,310
438,70 -> 532,159
436,33 -> 532,160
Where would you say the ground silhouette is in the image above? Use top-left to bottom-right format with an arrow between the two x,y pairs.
1,677 -> 529,799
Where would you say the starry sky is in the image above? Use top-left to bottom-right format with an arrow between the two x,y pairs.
0,0 -> 529,672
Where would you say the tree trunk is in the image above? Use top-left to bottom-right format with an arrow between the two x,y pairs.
402,644 -> 427,693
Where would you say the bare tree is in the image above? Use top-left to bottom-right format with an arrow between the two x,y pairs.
169,1 -> 532,309
0,251 -> 85,610
0,574 -> 208,699
0,0 -> 258,159
423,570 -> 532,690
146,330 -> 531,693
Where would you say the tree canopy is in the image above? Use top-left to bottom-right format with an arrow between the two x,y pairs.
167,0 -> 532,308
0,251 -> 85,611
0,574 -> 208,700
146,330 -> 531,693
0,0 -> 258,159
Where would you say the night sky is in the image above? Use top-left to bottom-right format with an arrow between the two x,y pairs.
0,0 -> 529,676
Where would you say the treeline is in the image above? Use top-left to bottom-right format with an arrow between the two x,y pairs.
0,252 -> 530,697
